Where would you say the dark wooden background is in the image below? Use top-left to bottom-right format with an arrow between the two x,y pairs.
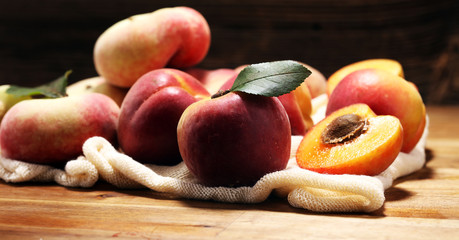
1,0 -> 458,104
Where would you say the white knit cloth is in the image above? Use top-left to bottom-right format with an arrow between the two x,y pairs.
0,98 -> 428,213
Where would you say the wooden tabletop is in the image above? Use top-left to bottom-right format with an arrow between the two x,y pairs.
0,105 -> 458,239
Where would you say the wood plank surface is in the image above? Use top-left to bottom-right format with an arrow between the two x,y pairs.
0,105 -> 458,239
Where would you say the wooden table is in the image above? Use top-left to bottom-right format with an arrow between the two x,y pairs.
0,105 -> 458,239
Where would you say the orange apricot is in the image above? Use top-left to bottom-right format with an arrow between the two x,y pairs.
296,104 -> 403,176
327,59 -> 404,96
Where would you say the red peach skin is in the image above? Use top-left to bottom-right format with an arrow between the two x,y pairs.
118,68 -> 210,165
177,92 -> 291,187
326,69 -> 426,153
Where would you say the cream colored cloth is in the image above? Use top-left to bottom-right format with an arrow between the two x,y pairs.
0,99 -> 428,213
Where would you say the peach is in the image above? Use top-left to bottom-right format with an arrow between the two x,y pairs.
67,77 -> 128,106
0,93 -> 120,164
0,85 -> 31,123
94,6 -> 211,88
277,83 -> 314,135
118,68 -> 210,165
184,68 -> 238,94
298,62 -> 327,98
296,104 -> 403,175
326,69 -> 426,153
327,59 -> 404,96
177,91 -> 291,187
291,80 -> 314,130
219,75 -> 313,136
277,93 -> 310,135
234,64 -> 249,73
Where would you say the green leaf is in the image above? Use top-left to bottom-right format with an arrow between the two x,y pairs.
229,60 -> 311,97
6,70 -> 71,98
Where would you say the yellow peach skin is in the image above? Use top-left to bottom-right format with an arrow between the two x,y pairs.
94,7 -> 211,88
298,62 -> 327,99
326,69 -> 426,153
327,59 -> 404,96
67,77 -> 128,106
0,85 -> 31,123
0,93 -> 120,164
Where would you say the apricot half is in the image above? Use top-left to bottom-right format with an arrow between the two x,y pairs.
296,104 -> 403,176
327,59 -> 404,96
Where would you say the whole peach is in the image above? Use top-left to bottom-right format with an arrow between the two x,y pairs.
177,91 -> 291,187
0,93 -> 120,164
219,75 -> 313,136
118,68 -> 209,165
67,76 -> 128,106
298,63 -> 327,99
326,69 -> 426,153
94,7 -> 211,88
0,85 -> 31,123
185,68 -> 238,94
327,59 -> 404,96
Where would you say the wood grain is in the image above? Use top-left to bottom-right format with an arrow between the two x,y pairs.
0,105 -> 458,239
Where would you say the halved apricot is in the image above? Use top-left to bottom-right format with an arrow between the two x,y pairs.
296,104 -> 403,176
327,59 -> 404,96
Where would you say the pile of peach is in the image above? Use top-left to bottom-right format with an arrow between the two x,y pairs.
0,7 -> 426,188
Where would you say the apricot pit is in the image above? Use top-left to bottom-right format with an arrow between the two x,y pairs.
321,113 -> 368,144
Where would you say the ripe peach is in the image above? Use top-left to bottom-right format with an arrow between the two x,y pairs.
67,76 -> 128,106
326,69 -> 426,153
297,104 -> 403,175
94,7 -> 211,88
298,62 -> 327,98
277,93 -> 310,135
278,83 -> 314,135
0,85 -> 31,123
219,75 -> 313,136
291,80 -> 314,130
184,68 -> 238,94
118,68 -> 210,165
0,93 -> 120,164
177,91 -> 291,187
327,59 -> 404,96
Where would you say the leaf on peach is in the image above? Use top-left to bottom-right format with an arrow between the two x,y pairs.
6,70 -> 71,98
229,60 -> 311,97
